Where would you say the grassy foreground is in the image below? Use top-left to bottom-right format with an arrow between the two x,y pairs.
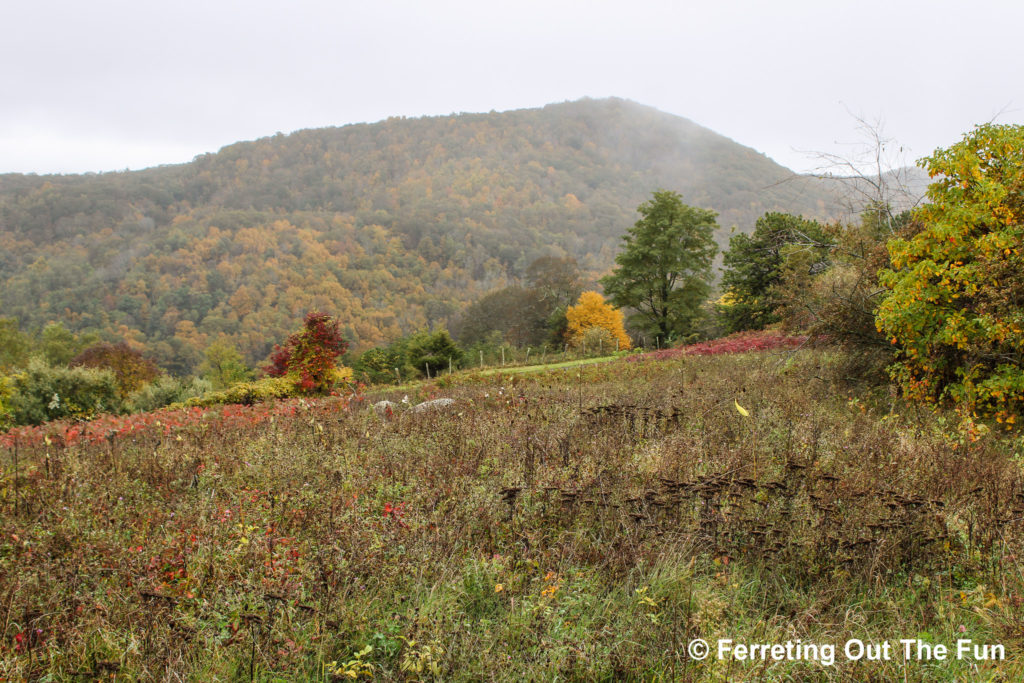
2,350 -> 1023,680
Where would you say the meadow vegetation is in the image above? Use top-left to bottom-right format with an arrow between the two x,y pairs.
2,348 -> 1022,680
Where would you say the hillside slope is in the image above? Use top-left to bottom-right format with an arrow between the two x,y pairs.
0,98 -> 845,371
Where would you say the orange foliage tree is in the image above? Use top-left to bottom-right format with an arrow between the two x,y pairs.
565,291 -> 632,351
69,342 -> 160,400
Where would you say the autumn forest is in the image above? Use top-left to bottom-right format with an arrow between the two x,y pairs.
0,98 -> 844,373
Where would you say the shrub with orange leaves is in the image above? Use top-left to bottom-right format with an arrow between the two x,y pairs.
565,291 -> 632,351
70,342 -> 159,400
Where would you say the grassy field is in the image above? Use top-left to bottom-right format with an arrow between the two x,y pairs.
2,349 -> 1023,680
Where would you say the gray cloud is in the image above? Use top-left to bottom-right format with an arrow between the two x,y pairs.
3,0 -> 1021,174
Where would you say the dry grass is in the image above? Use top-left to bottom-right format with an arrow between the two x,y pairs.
2,349 -> 1022,680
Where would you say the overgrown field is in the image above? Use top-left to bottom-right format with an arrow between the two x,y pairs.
2,351 -> 1023,680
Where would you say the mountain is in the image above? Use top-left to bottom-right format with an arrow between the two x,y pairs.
0,98 -> 855,372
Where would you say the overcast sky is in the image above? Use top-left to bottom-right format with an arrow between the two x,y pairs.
3,0 -> 1021,176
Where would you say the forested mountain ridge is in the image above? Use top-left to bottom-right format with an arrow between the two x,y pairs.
0,97 -> 846,372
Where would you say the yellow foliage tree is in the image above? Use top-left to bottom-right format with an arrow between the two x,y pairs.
565,291 -> 632,351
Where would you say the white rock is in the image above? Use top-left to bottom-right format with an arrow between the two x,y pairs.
373,400 -> 397,414
410,398 -> 456,413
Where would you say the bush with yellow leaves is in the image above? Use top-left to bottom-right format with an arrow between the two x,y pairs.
565,291 -> 632,352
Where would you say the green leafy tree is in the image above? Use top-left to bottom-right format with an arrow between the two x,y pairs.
0,318 -> 30,372
0,375 -> 12,429
199,340 -> 253,390
7,360 -> 121,425
406,329 -> 464,378
526,256 -> 584,345
454,257 -> 584,348
40,322 -> 98,366
354,341 -> 409,385
454,287 -> 547,348
718,213 -> 830,333
527,256 -> 584,305
601,190 -> 718,344
876,123 -> 1024,423
128,375 -> 212,413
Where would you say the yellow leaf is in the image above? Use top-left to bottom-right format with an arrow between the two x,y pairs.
734,400 -> 749,417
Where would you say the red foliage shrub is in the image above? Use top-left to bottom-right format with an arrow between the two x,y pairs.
0,391 -> 365,450
264,346 -> 291,378
264,312 -> 348,393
